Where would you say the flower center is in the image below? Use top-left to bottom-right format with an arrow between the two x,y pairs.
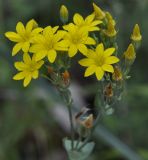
26,63 -> 36,72
95,56 -> 105,66
71,33 -> 83,44
44,40 -> 54,50
21,32 -> 31,42
72,36 -> 80,44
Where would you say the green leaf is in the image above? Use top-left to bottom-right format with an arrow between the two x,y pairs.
63,138 -> 95,160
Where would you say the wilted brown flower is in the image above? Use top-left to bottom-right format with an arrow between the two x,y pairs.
104,83 -> 113,98
112,66 -> 123,81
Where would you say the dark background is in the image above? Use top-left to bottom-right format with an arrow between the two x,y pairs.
0,0 -> 148,159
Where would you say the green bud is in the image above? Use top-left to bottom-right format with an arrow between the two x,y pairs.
60,5 -> 69,24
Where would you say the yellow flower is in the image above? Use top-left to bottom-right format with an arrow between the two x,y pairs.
60,5 -> 69,23
79,43 -> 119,80
104,20 -> 117,37
93,3 -> 105,20
124,43 -> 136,60
5,19 -> 43,56
30,26 -> 68,63
73,13 -> 102,32
63,24 -> 96,57
131,24 -> 142,41
13,53 -> 44,87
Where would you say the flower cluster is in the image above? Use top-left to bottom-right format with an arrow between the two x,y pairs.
5,3 -> 142,92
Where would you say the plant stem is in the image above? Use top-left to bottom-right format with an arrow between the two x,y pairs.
67,101 -> 74,150
77,130 -> 91,151
75,129 -> 82,149
41,74 -> 75,149
59,89 -> 75,150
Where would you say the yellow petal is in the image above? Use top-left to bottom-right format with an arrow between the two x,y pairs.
26,19 -> 37,32
86,49 -> 96,58
35,60 -> 44,69
22,42 -> 30,52
43,26 -> 59,36
35,51 -> 47,61
12,43 -> 23,56
91,20 -> 102,26
54,31 -> 66,42
52,26 -> 59,34
96,43 -> 104,56
5,32 -> 21,42
84,65 -> 96,77
23,53 -> 31,64
31,27 -> 43,35
43,26 -> 52,35
73,13 -> 84,25
29,44 -> 43,53
88,27 -> 100,32
47,50 -> 57,63
105,56 -> 119,64
95,67 -> 104,80
68,45 -> 78,57
85,37 -> 96,45
85,14 -> 95,23
102,64 -> 114,73
13,72 -> 26,80
32,35 -> 45,43
54,40 -> 69,51
79,58 -> 94,66
104,48 -> 115,57
14,62 -> 26,71
16,22 -> 25,34
32,70 -> 39,79
23,75 -> 32,87
78,44 -> 88,55
63,23 -> 75,31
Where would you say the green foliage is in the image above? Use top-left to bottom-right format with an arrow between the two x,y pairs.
63,139 -> 95,160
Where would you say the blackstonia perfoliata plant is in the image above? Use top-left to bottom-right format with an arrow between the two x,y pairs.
5,3 -> 142,160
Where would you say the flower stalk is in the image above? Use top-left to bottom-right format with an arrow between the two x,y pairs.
59,88 -> 75,150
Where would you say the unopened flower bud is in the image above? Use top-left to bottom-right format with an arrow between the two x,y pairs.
105,12 -> 116,26
131,24 -> 142,41
93,3 -> 105,20
124,44 -> 136,61
104,20 -> 117,37
60,5 -> 69,24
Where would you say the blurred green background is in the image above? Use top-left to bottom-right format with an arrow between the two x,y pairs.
0,0 -> 148,159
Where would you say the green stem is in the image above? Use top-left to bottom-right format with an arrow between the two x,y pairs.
67,101 -> 75,150
77,130 -> 91,151
59,89 -> 75,150
41,74 -> 75,150
75,129 -> 82,149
